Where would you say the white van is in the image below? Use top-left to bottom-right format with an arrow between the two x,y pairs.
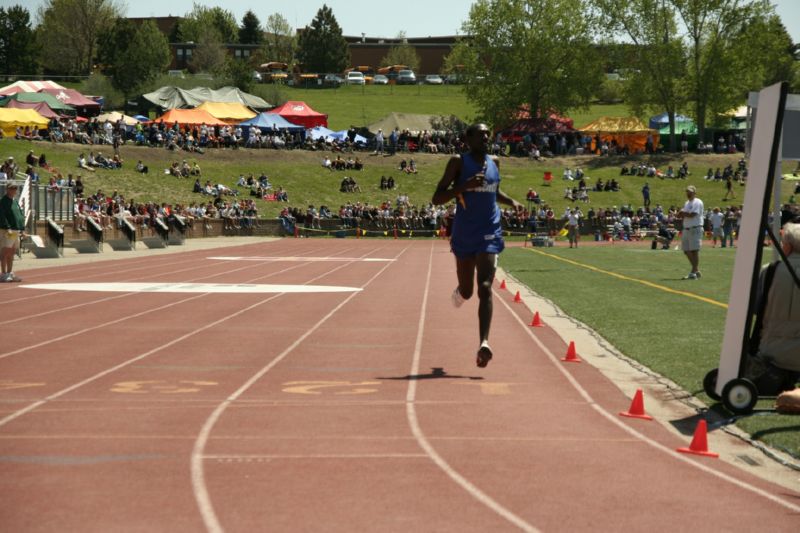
345,71 -> 365,85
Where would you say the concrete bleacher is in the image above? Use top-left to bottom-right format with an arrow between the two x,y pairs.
106,219 -> 137,251
70,217 -> 103,253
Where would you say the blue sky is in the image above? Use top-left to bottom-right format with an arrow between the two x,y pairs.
4,0 -> 799,42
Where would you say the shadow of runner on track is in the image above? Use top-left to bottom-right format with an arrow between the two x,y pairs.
376,367 -> 484,381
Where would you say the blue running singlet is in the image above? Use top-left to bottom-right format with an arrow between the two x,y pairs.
450,153 -> 504,258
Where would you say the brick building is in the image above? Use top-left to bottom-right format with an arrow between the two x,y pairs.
133,16 -> 460,75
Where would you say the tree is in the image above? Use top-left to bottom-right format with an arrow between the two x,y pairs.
380,33 -> 421,71
729,14 -> 797,95
296,4 -> 349,73
189,25 -> 228,76
239,10 -> 262,45
0,5 -> 39,76
459,0 -> 602,128
100,19 -> 170,110
672,0 -> 773,141
177,4 -> 238,44
595,0 -> 688,151
225,56 -> 254,92
263,13 -> 296,65
36,0 -> 122,75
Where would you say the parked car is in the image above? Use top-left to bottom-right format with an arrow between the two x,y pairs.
396,69 -> 417,85
424,74 -> 443,85
444,74 -> 461,85
321,73 -> 343,88
372,74 -> 389,85
345,71 -> 366,85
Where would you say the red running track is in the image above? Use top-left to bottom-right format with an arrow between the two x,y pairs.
0,239 -> 797,532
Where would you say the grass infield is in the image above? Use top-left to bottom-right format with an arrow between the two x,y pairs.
501,244 -> 799,459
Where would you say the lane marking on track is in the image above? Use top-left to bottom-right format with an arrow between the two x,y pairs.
0,381 -> 46,391
453,382 -> 515,395
191,245 -> 405,533
406,242 -> 539,533
204,453 -> 428,461
525,248 -> 728,308
21,282 -> 362,294
208,256 -> 394,262
281,381 -> 381,395
495,290 -> 800,514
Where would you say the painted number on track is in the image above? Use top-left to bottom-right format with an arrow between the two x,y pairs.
0,380 -> 46,391
282,381 -> 381,395
110,380 -> 218,394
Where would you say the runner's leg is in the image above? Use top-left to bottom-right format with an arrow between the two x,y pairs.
455,255 -> 477,300
475,253 -> 497,343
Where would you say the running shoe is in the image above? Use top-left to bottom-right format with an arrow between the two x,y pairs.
451,287 -> 465,308
5,272 -> 21,282
695,271 -> 702,279
684,272 -> 697,280
476,341 -> 493,368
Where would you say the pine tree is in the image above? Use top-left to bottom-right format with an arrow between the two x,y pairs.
296,4 -> 349,73
239,10 -> 262,45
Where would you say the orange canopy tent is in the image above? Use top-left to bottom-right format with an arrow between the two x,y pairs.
151,108 -> 228,127
579,116 -> 659,154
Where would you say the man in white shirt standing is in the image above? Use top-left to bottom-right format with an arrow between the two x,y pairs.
677,185 -> 704,279
708,206 -> 724,247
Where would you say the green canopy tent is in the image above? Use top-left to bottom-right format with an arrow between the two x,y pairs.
0,92 -> 74,113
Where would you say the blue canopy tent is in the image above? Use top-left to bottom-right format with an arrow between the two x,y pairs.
308,125 -> 337,141
240,112 -> 305,132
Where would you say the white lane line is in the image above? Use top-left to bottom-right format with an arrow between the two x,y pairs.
405,242 -> 539,533
0,243 -> 323,324
208,256 -> 394,262
22,282 -> 362,294
0,248 -> 333,359
204,453 -> 427,460
495,290 -> 800,514
0,243 -> 369,420
190,245 -> 404,533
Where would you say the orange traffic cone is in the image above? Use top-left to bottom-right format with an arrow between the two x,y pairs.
619,389 -> 653,420
530,312 -> 543,327
499,279 -> 507,290
677,419 -> 718,458
513,291 -> 522,303
561,341 -> 581,362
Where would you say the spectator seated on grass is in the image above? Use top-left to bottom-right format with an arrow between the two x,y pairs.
526,188 -> 541,205
135,160 -> 148,174
77,153 -> 95,172
340,176 -> 361,193
594,178 -> 604,192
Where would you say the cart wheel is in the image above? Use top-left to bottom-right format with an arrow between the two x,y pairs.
703,368 -> 720,401
721,378 -> 758,415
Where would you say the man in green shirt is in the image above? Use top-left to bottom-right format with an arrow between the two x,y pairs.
0,183 -> 25,282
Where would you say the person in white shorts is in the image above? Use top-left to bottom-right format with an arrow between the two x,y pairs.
0,183 -> 25,282
677,185 -> 704,279
708,206 -> 724,247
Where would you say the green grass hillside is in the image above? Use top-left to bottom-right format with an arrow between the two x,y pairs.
6,138 -> 796,221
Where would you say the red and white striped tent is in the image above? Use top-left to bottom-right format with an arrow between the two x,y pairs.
0,80 -> 66,96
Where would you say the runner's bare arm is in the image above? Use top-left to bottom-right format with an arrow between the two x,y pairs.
432,156 -> 465,205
